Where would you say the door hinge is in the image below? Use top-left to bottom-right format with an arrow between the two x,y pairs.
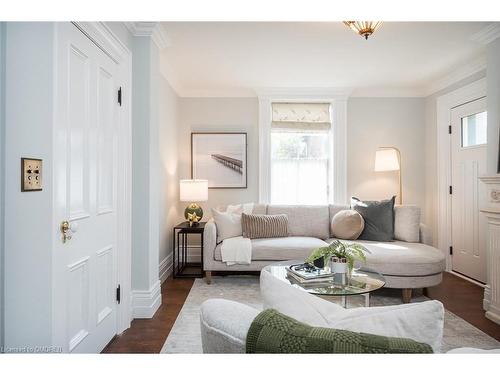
448,125 -> 452,134
117,87 -> 122,106
449,246 -> 453,255
116,284 -> 121,304
449,185 -> 453,195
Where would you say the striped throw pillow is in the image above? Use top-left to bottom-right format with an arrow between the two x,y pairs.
241,213 -> 289,239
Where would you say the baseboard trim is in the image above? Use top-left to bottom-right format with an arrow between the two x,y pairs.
131,280 -> 162,319
159,253 -> 173,283
450,270 -> 486,288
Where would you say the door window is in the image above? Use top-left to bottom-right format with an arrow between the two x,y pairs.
461,111 -> 487,147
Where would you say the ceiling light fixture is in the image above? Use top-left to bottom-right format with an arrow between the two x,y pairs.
343,21 -> 382,40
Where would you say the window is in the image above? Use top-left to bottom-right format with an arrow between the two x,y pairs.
461,111 -> 487,147
270,102 -> 332,204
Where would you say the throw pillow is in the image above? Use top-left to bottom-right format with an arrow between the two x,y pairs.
211,204 -> 253,243
246,309 -> 433,354
394,205 -> 421,242
331,210 -> 365,240
260,269 -> 444,352
351,196 -> 395,241
241,213 -> 289,239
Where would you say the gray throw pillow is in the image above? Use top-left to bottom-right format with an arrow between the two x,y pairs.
351,196 -> 395,241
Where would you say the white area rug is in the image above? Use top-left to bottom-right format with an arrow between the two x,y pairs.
161,276 -> 500,353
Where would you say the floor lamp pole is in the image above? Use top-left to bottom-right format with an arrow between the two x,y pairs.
396,147 -> 402,205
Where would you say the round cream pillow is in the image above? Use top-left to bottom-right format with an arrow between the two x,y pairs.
331,210 -> 365,240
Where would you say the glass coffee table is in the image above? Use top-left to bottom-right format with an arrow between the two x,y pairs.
264,260 -> 386,308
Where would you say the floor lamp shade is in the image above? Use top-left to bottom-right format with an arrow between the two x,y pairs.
374,149 -> 400,172
374,147 -> 403,204
179,179 -> 208,223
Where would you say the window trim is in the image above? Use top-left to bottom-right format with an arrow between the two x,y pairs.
257,88 -> 349,205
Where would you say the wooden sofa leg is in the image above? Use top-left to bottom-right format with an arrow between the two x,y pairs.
402,288 -> 412,303
423,287 -> 429,297
205,271 -> 212,285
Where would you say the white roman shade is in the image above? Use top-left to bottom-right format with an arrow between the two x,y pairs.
272,102 -> 331,131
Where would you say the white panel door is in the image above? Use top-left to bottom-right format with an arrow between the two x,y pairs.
451,97 -> 487,283
53,23 -> 119,353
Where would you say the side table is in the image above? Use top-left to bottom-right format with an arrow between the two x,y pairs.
172,221 -> 205,278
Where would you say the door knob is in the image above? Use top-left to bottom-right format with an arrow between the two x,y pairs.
60,220 -> 77,243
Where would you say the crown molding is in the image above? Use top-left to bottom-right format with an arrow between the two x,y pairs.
470,23 -> 500,45
177,87 -> 257,98
350,86 -> 426,97
124,22 -> 169,49
424,54 -> 486,97
255,87 -> 352,100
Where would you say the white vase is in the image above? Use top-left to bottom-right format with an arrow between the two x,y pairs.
330,257 -> 348,285
332,261 -> 348,274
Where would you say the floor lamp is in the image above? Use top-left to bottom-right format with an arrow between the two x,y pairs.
374,147 -> 402,205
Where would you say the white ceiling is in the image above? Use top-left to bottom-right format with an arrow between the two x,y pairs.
160,22 -> 491,97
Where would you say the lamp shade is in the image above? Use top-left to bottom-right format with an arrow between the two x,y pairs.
374,148 -> 400,172
179,179 -> 208,202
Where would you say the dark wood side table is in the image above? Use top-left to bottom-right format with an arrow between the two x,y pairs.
172,221 -> 205,278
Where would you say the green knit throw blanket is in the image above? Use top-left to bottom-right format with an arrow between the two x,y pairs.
246,309 -> 433,354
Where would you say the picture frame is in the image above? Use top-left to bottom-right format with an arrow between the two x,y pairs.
191,132 -> 247,189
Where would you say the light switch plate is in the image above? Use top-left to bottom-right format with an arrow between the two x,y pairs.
21,158 -> 43,191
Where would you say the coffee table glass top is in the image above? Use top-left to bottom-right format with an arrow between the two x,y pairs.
264,260 -> 386,296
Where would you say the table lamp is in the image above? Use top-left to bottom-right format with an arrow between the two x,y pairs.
374,147 -> 402,204
179,179 -> 208,226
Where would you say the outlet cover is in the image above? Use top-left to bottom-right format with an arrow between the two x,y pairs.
21,158 -> 43,191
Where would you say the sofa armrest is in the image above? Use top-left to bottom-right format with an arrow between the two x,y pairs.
200,299 -> 260,353
419,223 -> 433,246
203,218 -> 217,270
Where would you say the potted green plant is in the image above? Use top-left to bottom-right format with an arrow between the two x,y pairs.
306,240 -> 370,274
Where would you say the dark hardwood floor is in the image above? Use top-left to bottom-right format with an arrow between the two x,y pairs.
103,271 -> 500,353
102,277 -> 194,353
427,272 -> 500,341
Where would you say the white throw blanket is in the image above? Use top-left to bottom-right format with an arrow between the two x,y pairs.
220,236 -> 252,265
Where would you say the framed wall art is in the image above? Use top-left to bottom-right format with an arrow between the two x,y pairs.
191,132 -> 247,189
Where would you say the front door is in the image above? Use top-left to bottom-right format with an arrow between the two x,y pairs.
53,23 -> 120,352
450,97 -> 487,283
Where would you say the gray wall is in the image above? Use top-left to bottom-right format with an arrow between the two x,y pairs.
106,22 -> 180,285
177,97 -> 428,217
347,98 -> 426,210
0,21 -> 5,349
178,97 -> 259,215
131,36 -> 163,291
423,70 -> 486,244
159,77 -> 179,269
487,39 -> 500,175
3,22 -> 55,347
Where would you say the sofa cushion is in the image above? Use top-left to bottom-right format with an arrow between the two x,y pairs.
214,236 -> 328,261
241,213 -> 289,239
260,268 -> 445,352
325,239 -> 446,276
331,210 -> 365,240
211,204 -> 254,242
267,205 -> 330,239
394,205 -> 421,242
246,308 -> 433,353
351,196 -> 396,241
200,299 -> 260,354
216,203 -> 267,215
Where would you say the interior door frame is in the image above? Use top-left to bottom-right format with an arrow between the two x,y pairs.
437,78 -> 486,278
59,22 -> 132,336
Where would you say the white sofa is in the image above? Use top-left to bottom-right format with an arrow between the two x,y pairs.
204,204 -> 446,302
199,298 -> 500,354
